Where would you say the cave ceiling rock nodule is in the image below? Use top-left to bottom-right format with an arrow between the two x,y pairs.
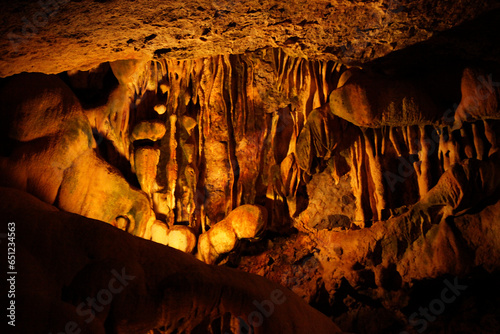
2,1 -> 500,333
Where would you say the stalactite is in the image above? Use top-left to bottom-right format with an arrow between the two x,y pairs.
134,147 -> 160,197
415,126 -> 432,198
114,48 -> 500,239
200,56 -> 232,224
363,128 -> 386,221
165,114 -> 178,225
223,55 -> 239,217
349,136 -> 368,227
389,126 -> 404,157
408,125 -> 419,156
438,126 -> 451,172
176,116 -> 198,225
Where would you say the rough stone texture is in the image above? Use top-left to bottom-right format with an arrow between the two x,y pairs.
0,187 -> 341,334
197,204 -> 267,264
167,225 -> 197,253
130,120 -> 167,142
0,72 -> 154,237
2,41 -> 500,331
238,166 -> 500,332
330,68 -> 453,127
0,0 -> 498,77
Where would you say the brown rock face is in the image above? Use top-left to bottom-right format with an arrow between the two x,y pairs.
0,73 -> 154,237
330,68 -> 447,127
1,187 -> 341,334
0,0 -> 498,77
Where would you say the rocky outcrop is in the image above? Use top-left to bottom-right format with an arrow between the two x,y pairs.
2,45 -> 500,244
0,73 -> 154,237
197,204 -> 267,264
0,186 -> 341,334
238,160 -> 500,332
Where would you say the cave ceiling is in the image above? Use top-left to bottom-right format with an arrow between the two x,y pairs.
1,0 -> 499,77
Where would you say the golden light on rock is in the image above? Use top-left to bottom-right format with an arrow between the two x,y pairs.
1,1 -> 500,333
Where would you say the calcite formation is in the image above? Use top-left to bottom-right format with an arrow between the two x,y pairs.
167,225 -> 197,254
197,204 -> 267,264
2,43 -> 500,332
0,73 -> 154,237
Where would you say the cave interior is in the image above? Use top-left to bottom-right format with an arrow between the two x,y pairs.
1,1 -> 500,333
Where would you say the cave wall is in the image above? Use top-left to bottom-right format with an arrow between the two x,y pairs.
76,48 -> 500,236
117,49 -> 344,234
2,45 -> 500,333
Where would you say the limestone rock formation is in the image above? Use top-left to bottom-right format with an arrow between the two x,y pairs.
2,2 -> 500,333
167,225 -> 197,254
1,187 -> 341,334
197,204 -> 267,264
0,72 -> 154,238
1,0 -> 498,77
2,44 -> 500,332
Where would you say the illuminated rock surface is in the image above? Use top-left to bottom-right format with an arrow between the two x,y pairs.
1,187 -> 341,334
1,1 -> 500,333
1,0 -> 497,78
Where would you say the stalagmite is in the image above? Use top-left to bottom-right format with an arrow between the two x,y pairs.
6,187 -> 341,334
415,126 -> 432,197
0,1 -> 500,328
167,225 -> 197,253
151,220 -> 169,245
349,137 -> 367,227
0,73 -> 154,237
197,205 -> 267,264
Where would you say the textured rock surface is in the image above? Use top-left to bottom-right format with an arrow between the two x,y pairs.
238,174 -> 500,332
197,204 -> 267,264
2,42 -> 500,331
0,187 -> 341,334
0,72 -> 154,237
1,0 -> 498,77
